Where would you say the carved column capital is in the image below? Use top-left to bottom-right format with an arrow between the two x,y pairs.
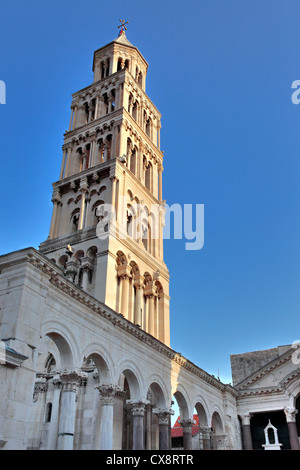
241,413 -> 253,426
144,284 -> 156,297
81,256 -> 94,271
97,384 -> 122,404
199,426 -> 212,436
153,408 -> 174,426
179,418 -> 195,432
126,400 -> 149,416
284,407 -> 298,423
59,370 -> 86,391
117,264 -> 132,279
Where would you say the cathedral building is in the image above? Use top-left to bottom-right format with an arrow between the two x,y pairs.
0,28 -> 299,451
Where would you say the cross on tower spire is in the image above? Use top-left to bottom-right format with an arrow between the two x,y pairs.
118,19 -> 129,36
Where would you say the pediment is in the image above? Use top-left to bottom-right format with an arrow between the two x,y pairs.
235,347 -> 300,394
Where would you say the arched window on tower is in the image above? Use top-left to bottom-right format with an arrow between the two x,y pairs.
145,162 -> 152,192
105,134 -> 112,161
142,220 -> 149,251
71,208 -> 80,232
132,101 -> 138,121
110,89 -> 115,112
45,403 -> 52,423
128,93 -> 133,114
92,200 -> 105,226
117,58 -> 123,71
138,72 -> 143,87
130,147 -> 137,175
146,117 -> 152,138
103,93 -> 109,114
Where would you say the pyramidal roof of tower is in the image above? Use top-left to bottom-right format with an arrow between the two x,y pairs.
114,31 -> 134,47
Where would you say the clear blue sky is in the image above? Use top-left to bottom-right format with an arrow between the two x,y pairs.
0,0 -> 299,383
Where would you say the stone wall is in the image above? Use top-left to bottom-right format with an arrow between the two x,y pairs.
230,346 -> 291,386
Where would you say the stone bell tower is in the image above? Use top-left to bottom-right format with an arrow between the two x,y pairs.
39,26 -> 170,346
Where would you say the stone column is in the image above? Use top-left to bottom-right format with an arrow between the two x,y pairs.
65,259 -> 79,283
94,95 -> 100,120
146,403 -> 152,450
241,414 -> 253,450
47,377 -> 61,450
117,265 -> 132,319
59,148 -> 67,179
154,408 -> 174,450
157,121 -> 161,150
81,258 -> 93,292
147,294 -> 155,336
97,385 -> 120,450
120,274 -> 129,319
63,145 -> 72,178
88,103 -> 92,123
72,105 -> 78,130
98,96 -> 105,118
118,123 -> 127,159
144,284 -> 156,336
199,426 -> 212,450
158,166 -> 163,202
57,371 -> 82,450
68,107 -> 74,131
127,400 -> 148,450
179,418 -> 195,450
110,176 -> 118,216
49,188 -> 61,239
134,282 -> 143,326
284,407 -> 300,450
78,176 -> 89,230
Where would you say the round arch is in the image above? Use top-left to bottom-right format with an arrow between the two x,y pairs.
80,343 -> 113,384
115,359 -> 144,400
145,375 -> 170,409
41,325 -> 77,370
172,386 -> 191,421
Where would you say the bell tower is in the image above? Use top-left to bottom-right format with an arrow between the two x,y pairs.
39,26 -> 170,345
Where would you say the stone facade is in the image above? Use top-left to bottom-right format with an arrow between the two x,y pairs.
0,248 -> 241,450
